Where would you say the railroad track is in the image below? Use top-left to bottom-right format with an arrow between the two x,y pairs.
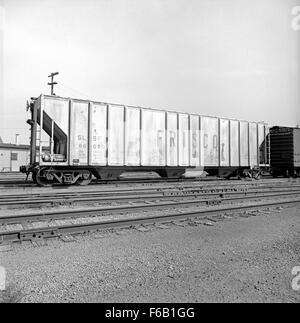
1,182 -> 300,208
0,174 -> 220,186
0,174 -> 294,188
1,190 -> 300,244
0,177 -> 297,194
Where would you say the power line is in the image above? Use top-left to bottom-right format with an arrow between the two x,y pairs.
59,83 -> 94,100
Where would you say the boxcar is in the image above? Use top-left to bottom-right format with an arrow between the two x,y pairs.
270,126 -> 300,177
21,94 -> 269,185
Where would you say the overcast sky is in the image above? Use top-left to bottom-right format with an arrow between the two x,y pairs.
0,0 -> 300,144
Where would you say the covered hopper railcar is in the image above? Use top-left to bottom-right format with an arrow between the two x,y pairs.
21,95 -> 270,186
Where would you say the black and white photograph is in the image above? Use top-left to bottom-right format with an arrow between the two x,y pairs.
0,0 -> 300,307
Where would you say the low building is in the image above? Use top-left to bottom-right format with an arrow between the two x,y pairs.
0,137 -> 30,172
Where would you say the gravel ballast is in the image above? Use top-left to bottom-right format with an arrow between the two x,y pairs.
0,204 -> 300,303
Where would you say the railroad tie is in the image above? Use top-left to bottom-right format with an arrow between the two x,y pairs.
0,244 -> 13,252
93,233 -> 106,239
269,208 -> 282,213
203,221 -> 215,226
114,229 -> 128,236
135,225 -> 150,232
204,216 -> 218,222
31,237 -> 47,247
191,219 -> 205,225
155,223 -> 169,230
60,235 -> 77,243
172,220 -> 186,227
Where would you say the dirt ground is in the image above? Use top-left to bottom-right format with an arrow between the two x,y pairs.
0,204 -> 300,303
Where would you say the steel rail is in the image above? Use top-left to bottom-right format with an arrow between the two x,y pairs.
0,176 -> 296,188
1,190 -> 300,225
1,197 -> 300,243
0,181 -> 299,200
0,176 -> 220,186
1,188 -> 300,207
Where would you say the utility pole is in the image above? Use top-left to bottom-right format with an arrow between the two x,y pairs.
48,72 -> 59,95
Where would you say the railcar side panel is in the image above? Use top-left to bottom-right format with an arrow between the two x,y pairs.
125,107 -> 140,166
44,97 -> 69,134
201,116 -> 219,166
239,121 -> 249,166
190,115 -> 200,166
141,109 -> 166,166
41,97 -> 69,165
166,112 -> 178,166
258,123 -> 265,164
265,125 -> 270,165
34,96 -> 42,164
178,114 -> 189,166
108,105 -> 124,166
294,130 -> 300,167
249,122 -> 258,166
39,99 -> 48,164
269,126 -> 299,171
70,101 -> 89,165
219,119 -> 229,167
90,103 -> 107,165
229,120 -> 239,166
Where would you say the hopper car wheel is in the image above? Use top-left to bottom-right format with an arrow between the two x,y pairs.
36,169 -> 53,187
77,170 -> 92,186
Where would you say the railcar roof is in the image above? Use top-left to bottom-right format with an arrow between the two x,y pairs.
39,94 -> 269,126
